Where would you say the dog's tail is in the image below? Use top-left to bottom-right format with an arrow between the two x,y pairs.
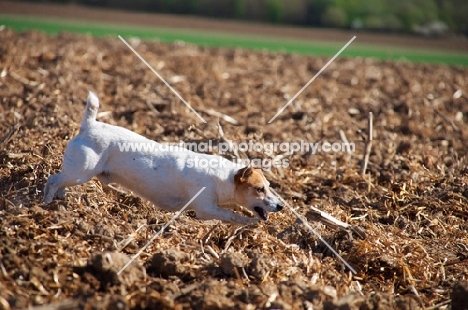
80,91 -> 99,130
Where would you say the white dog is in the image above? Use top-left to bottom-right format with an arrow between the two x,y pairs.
43,92 -> 283,225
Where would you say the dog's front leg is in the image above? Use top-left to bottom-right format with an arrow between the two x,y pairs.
195,205 -> 259,225
43,167 -> 96,203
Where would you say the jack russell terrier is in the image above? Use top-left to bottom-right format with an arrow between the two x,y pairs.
43,92 -> 283,225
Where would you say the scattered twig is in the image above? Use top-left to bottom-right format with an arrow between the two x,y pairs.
188,124 -> 211,139
339,129 -> 352,155
47,220 -> 74,230
436,110 -> 460,132
116,224 -> 147,252
107,183 -> 132,195
82,234 -> 114,243
359,112 -> 373,175
25,299 -> 80,310
153,87 -> 175,113
0,123 -> 20,147
306,205 -> 366,239
30,276 -> 50,295
0,296 -> 10,310
307,205 -> 349,229
409,284 -> 420,297
233,265 -> 243,284
145,100 -> 160,114
426,300 -> 450,310
202,108 -> 238,125
205,244 -> 219,259
241,267 -> 250,281
170,283 -> 199,300
218,121 -> 241,159
201,223 -> 220,244
9,71 -> 38,86
265,293 -> 278,308
5,153 -> 29,159
0,262 -> 8,278
223,226 -> 246,252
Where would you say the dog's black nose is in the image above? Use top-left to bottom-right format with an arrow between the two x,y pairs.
277,203 -> 284,211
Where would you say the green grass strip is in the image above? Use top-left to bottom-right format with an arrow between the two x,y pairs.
1,14 -> 467,66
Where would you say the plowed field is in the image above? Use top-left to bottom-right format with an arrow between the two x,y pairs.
1,28 -> 468,309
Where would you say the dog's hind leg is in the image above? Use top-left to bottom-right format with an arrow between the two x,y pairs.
96,172 -> 112,187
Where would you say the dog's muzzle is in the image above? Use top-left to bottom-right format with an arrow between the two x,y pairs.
254,200 -> 284,221
266,196 -> 283,212
276,202 -> 284,211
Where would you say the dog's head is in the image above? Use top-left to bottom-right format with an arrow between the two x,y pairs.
234,166 -> 283,221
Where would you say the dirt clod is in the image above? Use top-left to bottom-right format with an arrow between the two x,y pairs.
451,281 -> 468,310
247,253 -> 270,281
88,252 -> 146,288
323,293 -> 365,310
220,252 -> 249,276
147,249 -> 192,279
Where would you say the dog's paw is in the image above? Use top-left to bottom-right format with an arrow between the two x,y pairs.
43,196 -> 53,204
43,186 -> 56,204
57,187 -> 66,200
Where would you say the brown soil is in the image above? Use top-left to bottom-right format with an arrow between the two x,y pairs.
1,27 -> 468,309
2,0 -> 468,53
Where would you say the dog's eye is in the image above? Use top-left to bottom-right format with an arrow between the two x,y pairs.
256,186 -> 265,193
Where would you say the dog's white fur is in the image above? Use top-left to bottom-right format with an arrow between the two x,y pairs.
43,92 -> 283,225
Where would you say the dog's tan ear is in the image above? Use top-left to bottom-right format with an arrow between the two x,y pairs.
234,166 -> 253,184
